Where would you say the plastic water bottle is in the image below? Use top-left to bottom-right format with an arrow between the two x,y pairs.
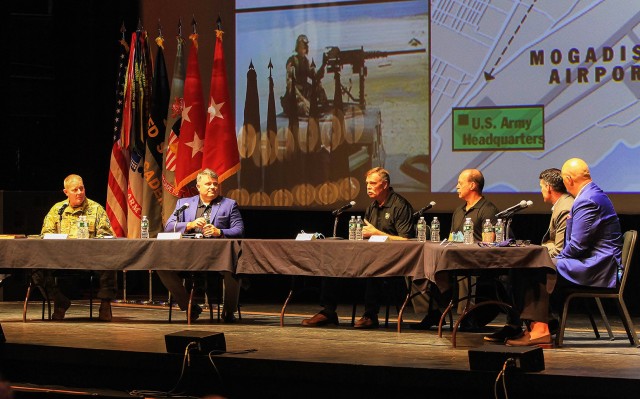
77,215 -> 89,239
355,216 -> 364,241
482,219 -> 495,243
463,217 -> 474,244
141,215 -> 150,239
416,217 -> 427,242
494,219 -> 505,242
430,217 -> 440,242
348,216 -> 356,240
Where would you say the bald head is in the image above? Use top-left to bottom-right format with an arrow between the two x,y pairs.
561,158 -> 592,197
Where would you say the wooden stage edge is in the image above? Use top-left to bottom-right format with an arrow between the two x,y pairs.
1,301 -> 640,399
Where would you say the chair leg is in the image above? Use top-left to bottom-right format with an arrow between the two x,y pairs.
594,298 -> 614,341
615,298 -> 640,347
280,289 -> 293,327
584,299 -> 601,339
556,296 -> 573,347
23,282 -> 32,323
89,273 -> 94,320
187,278 -> 195,325
205,274 -> 214,322
168,294 -> 173,322
351,303 -> 357,326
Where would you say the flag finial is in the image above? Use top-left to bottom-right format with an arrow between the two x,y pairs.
191,15 -> 197,34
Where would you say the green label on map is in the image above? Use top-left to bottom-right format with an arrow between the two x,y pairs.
452,106 -> 544,151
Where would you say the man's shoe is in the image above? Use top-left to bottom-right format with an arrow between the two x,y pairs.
457,316 -> 482,332
484,325 -> 524,343
410,310 -> 445,330
98,300 -> 112,322
222,312 -> 236,323
52,296 -> 71,320
189,304 -> 203,321
506,331 -> 553,347
354,315 -> 379,329
548,319 -> 559,336
302,311 -> 339,327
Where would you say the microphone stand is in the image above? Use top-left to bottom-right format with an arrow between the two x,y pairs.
326,212 -> 345,240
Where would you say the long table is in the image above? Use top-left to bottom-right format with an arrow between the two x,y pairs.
0,238 -> 240,272
1,237 -> 555,341
422,241 -> 556,346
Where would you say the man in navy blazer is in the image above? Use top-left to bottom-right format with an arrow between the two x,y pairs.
506,158 -> 622,346
159,168 -> 244,322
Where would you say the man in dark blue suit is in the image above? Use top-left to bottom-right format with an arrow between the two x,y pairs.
160,168 -> 244,322
507,158 -> 622,346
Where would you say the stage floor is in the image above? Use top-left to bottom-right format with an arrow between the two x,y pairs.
1,300 -> 639,398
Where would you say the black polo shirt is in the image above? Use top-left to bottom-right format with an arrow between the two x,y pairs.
450,196 -> 499,241
364,188 -> 414,238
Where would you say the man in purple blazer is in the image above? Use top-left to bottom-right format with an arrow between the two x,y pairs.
160,168 -> 244,322
507,158 -> 622,346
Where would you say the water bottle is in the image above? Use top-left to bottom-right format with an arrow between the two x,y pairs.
141,215 -> 150,239
355,216 -> 364,241
463,217 -> 474,244
494,219 -> 505,242
430,217 -> 440,242
77,215 -> 89,239
348,216 -> 356,240
482,219 -> 495,243
416,217 -> 427,242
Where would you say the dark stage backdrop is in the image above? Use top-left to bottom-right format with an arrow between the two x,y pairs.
4,1 -> 140,201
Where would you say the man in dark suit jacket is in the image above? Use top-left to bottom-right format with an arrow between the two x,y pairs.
160,169 -> 244,322
506,158 -> 622,346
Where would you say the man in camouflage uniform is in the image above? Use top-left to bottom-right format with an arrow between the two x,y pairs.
37,174 -> 117,321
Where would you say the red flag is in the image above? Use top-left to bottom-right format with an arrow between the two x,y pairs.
201,26 -> 240,182
106,37 -> 131,238
174,33 -> 206,190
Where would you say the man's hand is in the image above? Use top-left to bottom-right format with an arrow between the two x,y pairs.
187,217 -> 208,232
362,219 -> 382,238
203,224 -> 222,238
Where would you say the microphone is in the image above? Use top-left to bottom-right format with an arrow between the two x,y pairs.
57,202 -> 68,234
413,201 -> 436,218
173,202 -> 190,233
495,200 -> 533,218
331,201 -> 356,216
173,202 -> 190,217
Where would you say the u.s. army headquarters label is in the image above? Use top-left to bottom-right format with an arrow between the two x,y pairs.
452,105 -> 544,151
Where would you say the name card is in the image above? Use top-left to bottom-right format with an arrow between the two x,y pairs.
157,232 -> 182,240
368,235 -> 388,242
295,233 -> 316,241
43,233 -> 68,240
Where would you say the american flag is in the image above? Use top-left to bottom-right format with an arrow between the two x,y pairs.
106,35 -> 130,238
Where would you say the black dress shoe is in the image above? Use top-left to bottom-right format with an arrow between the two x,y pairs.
483,325 -> 523,342
457,316 -> 482,332
548,319 -> 559,336
222,312 -> 236,323
189,304 -> 203,321
410,310 -> 445,330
